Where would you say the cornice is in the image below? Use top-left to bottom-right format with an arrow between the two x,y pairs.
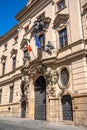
15,0 -> 40,21
0,73 -> 22,86
15,0 -> 52,21
0,25 -> 18,43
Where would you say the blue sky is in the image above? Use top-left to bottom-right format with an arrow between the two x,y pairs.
0,0 -> 28,36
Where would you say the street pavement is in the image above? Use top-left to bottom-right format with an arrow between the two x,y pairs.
0,117 -> 86,130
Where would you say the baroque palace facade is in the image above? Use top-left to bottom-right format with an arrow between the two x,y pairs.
0,0 -> 87,126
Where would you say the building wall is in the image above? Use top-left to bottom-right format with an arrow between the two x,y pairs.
0,0 -> 87,126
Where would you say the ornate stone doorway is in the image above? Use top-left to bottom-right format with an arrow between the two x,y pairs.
21,101 -> 26,118
34,76 -> 46,120
61,95 -> 73,121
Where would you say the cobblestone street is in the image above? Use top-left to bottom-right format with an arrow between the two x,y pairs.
0,117 -> 86,130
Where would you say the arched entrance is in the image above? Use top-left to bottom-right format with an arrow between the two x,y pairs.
21,101 -> 26,118
61,95 -> 73,121
34,76 -> 46,120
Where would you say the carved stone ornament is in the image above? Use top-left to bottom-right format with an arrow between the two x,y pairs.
28,64 -> 46,80
20,75 -> 29,103
24,75 -> 29,95
45,68 -> 59,97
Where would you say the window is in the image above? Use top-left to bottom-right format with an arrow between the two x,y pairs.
2,62 -> 5,75
14,36 -> 18,44
60,67 -> 69,87
24,25 -> 29,34
9,86 -> 14,103
57,0 -> 65,11
24,50 -> 29,59
23,49 -> 30,64
0,90 -> 2,104
4,43 -> 7,50
39,34 -> 45,48
37,34 -> 45,59
12,56 -> 16,70
59,28 -> 68,48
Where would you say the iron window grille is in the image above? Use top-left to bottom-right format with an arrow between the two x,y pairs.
60,68 -> 69,87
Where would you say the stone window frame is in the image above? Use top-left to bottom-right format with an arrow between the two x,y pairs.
58,27 -> 68,48
10,49 -> 17,71
1,55 -> 7,75
12,56 -> 16,70
53,13 -> 69,50
3,42 -> 7,51
58,66 -> 70,90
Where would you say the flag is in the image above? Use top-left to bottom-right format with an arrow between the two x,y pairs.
35,34 -> 41,48
27,44 -> 32,52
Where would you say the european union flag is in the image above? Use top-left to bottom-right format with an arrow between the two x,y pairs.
35,35 -> 42,48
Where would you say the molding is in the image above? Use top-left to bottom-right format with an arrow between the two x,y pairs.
16,0 -> 52,21
0,102 -> 20,107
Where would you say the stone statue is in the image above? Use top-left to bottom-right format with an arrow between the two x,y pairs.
45,68 -> 59,97
24,76 -> 29,96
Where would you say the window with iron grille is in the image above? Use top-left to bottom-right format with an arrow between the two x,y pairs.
59,28 -> 68,48
57,0 -> 65,11
2,62 -> 6,75
60,68 -> 69,87
0,90 -> 2,104
9,86 -> 14,103
12,56 -> 16,70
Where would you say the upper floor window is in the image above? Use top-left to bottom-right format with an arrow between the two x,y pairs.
2,62 -> 6,75
12,56 -> 16,70
39,34 -> 45,48
57,0 -> 65,11
24,25 -> 29,34
37,34 -> 45,59
9,86 -> 14,103
0,89 -> 2,104
59,28 -> 68,48
23,49 -> 30,65
4,43 -> 7,51
14,35 -> 18,44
